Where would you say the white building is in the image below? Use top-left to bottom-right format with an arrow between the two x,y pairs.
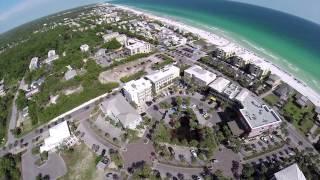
123,78 -> 152,111
29,57 -> 39,71
274,163 -> 306,180
235,89 -> 282,137
125,39 -> 151,55
146,65 -> 180,94
64,69 -> 77,81
44,50 -> 59,64
80,44 -> 89,52
184,65 -> 217,86
40,121 -> 71,153
0,79 -> 5,97
209,77 -> 230,93
103,32 -> 120,42
100,94 -> 142,129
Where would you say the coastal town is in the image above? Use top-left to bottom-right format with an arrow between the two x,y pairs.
0,3 -> 320,180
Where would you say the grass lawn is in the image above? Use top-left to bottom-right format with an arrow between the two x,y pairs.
282,98 -> 315,135
263,93 -> 279,106
59,143 -> 102,180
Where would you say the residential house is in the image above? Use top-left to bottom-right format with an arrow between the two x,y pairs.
100,94 -> 142,129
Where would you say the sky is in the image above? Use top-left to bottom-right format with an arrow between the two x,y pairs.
0,0 -> 320,33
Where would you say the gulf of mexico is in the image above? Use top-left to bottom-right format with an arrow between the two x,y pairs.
113,0 -> 320,92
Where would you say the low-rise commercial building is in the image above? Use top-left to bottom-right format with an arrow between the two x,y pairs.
235,89 -> 282,137
184,65 -> 217,86
40,121 -> 71,153
146,65 -> 180,94
100,94 -> 142,129
123,78 -> 152,111
208,77 -> 230,94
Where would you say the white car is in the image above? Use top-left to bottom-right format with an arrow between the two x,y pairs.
190,149 -> 197,158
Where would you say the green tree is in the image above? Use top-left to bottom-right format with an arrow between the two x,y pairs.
102,38 -> 121,50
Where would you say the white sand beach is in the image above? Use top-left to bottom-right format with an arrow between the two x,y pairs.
116,5 -> 320,106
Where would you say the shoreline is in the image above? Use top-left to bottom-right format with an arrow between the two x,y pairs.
114,4 -> 320,106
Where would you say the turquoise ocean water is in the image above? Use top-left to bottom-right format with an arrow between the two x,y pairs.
112,0 -> 320,93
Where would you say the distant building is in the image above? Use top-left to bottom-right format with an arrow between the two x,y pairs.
64,69 -> 77,81
29,57 -> 39,71
80,44 -> 89,52
100,94 -> 142,129
103,32 -> 127,45
123,78 -> 152,111
184,65 -> 217,86
212,48 -> 226,59
44,50 -> 59,64
40,121 -> 71,153
125,39 -> 151,55
146,65 -> 180,94
248,64 -> 264,78
235,89 -> 282,137
0,79 -> 6,97
273,163 -> 306,180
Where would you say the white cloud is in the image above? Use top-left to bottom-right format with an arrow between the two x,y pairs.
0,0 -> 51,21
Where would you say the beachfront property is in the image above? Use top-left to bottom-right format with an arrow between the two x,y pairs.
100,94 -> 143,129
80,44 -> 89,52
274,83 -> 295,101
40,121 -> 71,153
184,65 -> 217,86
44,50 -> 59,64
146,65 -> 180,94
123,78 -> 152,111
125,38 -> 151,55
265,74 -> 281,88
29,57 -> 39,71
235,89 -> 282,137
273,163 -> 306,180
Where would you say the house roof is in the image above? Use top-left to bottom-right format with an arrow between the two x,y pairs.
40,121 -> 70,152
100,94 -> 142,129
274,163 -> 306,180
209,77 -> 230,93
185,65 -> 217,85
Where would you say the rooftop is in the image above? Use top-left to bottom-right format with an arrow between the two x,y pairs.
274,163 -> 306,180
223,83 -> 241,99
209,77 -> 231,93
235,89 -> 282,129
100,94 -> 142,129
123,78 -> 151,93
185,65 -> 217,85
40,121 -> 70,152
146,65 -> 180,83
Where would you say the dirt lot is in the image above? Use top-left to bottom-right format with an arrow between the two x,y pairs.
98,54 -> 161,84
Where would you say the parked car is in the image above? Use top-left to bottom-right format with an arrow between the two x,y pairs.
190,149 -> 197,158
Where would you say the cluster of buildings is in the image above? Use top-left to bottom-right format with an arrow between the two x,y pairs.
184,65 -> 282,137
98,65 -> 180,129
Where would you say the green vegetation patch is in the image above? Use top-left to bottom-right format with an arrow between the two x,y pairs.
102,38 -> 122,50
263,93 -> 279,106
152,55 -> 174,70
0,154 -> 21,180
120,70 -> 146,83
282,98 -> 315,135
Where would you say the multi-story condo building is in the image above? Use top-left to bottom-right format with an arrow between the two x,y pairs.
184,65 -> 217,86
146,65 -> 180,94
123,78 -> 152,111
125,39 -> 151,55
